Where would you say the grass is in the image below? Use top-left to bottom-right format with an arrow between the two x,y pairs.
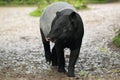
0,1 -> 36,7
84,0 -> 108,3
77,71 -> 88,76
111,69 -> 120,73
112,30 -> 120,47
99,47 -> 109,54
75,3 -> 88,10
29,8 -> 41,17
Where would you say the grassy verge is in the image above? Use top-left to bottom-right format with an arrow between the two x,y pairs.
84,0 -> 108,3
0,1 -> 36,7
29,9 -> 41,17
112,30 -> 120,47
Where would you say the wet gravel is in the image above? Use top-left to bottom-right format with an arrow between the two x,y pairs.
0,3 -> 120,76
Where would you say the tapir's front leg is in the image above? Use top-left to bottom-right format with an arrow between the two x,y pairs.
55,43 -> 66,73
68,48 -> 80,77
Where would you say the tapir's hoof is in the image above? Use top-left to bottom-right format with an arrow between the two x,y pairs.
58,68 -> 66,73
67,73 -> 75,77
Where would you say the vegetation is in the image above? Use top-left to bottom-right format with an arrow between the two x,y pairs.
0,0 -> 113,17
1,0 -> 118,16
112,30 -> 120,47
29,0 -> 110,17
0,0 -> 116,6
29,9 -> 41,17
0,0 -> 38,6
30,0 -> 87,17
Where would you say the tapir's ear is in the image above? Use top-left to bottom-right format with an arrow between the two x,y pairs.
69,12 -> 77,28
56,11 -> 61,17
69,12 -> 76,22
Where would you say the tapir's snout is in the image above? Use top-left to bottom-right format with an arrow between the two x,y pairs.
46,37 -> 51,41
46,35 -> 57,43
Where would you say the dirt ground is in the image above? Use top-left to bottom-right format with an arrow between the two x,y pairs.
0,2 -> 120,80
0,64 -> 120,80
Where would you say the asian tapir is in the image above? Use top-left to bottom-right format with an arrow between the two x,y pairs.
40,2 -> 84,77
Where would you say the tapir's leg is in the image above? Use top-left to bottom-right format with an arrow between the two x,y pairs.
68,41 -> 82,77
40,29 -> 52,63
68,49 -> 79,77
52,46 -> 58,66
55,43 -> 66,73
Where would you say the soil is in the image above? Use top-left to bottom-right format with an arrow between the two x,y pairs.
0,2 -> 120,80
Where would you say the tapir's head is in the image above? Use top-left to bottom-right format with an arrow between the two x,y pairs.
46,9 -> 78,42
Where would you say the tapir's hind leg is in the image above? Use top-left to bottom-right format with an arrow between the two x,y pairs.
40,29 -> 52,64
52,46 -> 58,66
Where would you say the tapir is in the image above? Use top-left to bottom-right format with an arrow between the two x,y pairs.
40,2 -> 84,77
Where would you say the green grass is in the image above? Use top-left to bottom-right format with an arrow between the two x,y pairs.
112,31 -> 120,47
0,1 -> 36,6
29,9 -> 41,17
78,71 -> 88,76
84,0 -> 108,3
111,69 -> 120,73
99,47 -> 109,54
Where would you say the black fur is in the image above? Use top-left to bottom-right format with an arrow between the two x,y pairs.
40,9 -> 84,77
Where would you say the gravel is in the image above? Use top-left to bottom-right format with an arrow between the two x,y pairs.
0,3 -> 120,75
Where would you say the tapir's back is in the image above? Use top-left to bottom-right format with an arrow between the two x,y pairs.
40,2 -> 76,37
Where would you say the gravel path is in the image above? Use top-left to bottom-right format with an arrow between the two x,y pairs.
0,3 -> 120,80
